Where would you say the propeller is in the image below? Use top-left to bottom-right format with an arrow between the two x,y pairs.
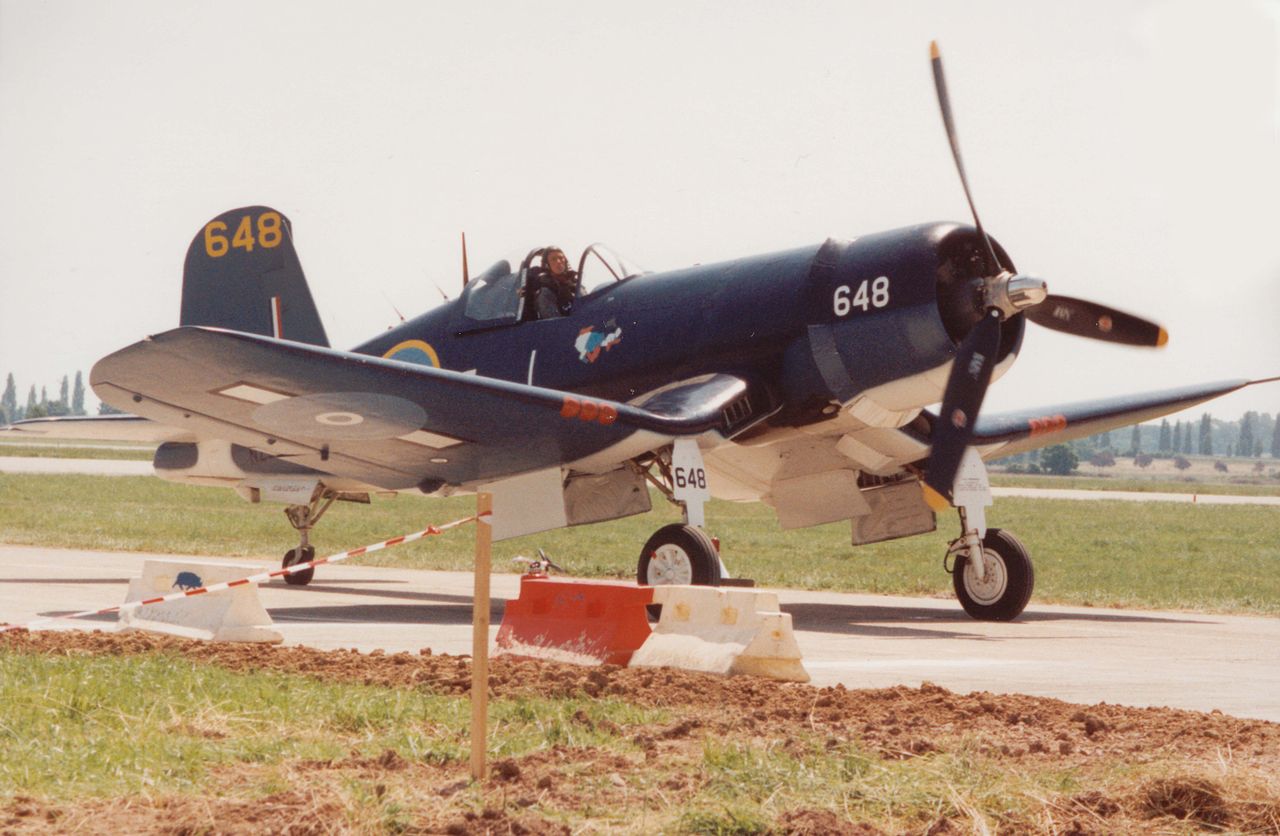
922,42 -> 1167,508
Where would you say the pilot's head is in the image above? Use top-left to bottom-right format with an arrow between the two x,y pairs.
545,248 -> 569,277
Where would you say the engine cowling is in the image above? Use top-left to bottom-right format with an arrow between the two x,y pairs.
780,222 -> 1025,423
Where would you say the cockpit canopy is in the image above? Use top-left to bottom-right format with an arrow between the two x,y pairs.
460,243 -> 645,330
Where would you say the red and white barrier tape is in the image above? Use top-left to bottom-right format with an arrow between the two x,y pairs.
0,511 -> 489,634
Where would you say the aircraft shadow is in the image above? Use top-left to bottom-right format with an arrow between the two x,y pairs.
293,578 -> 409,586
270,602 -> 504,626
782,601 -> 1212,640
266,584 -> 484,606
4,578 -> 131,585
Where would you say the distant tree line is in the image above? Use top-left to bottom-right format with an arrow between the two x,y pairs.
0,371 -> 120,424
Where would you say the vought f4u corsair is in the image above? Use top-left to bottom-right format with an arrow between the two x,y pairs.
12,45 -> 1275,620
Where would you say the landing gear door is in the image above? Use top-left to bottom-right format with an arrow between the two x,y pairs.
671,439 -> 710,528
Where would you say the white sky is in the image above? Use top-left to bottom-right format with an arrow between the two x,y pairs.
1,0 -> 1278,421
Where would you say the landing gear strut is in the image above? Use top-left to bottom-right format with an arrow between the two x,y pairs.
280,489 -> 338,587
940,447 -> 1034,621
633,441 -> 724,600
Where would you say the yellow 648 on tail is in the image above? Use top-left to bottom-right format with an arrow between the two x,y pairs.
204,211 -> 283,257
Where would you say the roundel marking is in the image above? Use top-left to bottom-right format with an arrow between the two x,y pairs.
383,339 -> 441,368
315,411 -> 364,426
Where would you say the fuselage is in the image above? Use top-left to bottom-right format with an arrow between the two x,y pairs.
352,222 -> 1024,435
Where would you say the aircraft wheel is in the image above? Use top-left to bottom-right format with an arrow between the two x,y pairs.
952,528 -> 1034,621
282,545 -> 315,586
637,524 -> 722,619
637,524 -> 722,587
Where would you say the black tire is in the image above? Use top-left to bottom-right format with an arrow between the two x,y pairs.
282,545 -> 315,586
637,524 -> 722,587
951,528 -> 1034,621
637,524 -> 723,619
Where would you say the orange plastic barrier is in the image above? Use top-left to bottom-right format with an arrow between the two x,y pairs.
495,575 -> 654,666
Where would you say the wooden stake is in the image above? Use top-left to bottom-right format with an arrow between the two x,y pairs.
469,492 -> 493,781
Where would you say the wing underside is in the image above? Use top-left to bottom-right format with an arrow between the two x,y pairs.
90,327 -> 747,491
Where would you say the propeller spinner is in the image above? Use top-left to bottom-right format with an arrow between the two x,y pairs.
922,42 -> 1167,508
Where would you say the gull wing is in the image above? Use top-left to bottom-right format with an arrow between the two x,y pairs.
970,378 -> 1267,459
91,327 -> 749,491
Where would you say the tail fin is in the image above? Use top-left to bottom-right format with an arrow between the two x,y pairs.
180,206 -> 329,347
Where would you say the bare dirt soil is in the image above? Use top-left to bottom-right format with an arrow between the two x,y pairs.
3,630 -> 1279,834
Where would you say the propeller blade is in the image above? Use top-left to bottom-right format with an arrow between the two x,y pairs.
1024,294 -> 1168,347
930,40 -> 1001,274
923,308 -> 1003,507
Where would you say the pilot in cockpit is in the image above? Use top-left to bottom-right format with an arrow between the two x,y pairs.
524,247 -> 578,320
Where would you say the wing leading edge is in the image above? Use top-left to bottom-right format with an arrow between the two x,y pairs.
91,327 -> 748,491
970,378 -> 1275,459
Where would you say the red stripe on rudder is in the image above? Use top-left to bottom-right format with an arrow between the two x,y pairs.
495,576 -> 655,666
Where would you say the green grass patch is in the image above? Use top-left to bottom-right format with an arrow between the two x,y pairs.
680,738 -> 1104,834
2,474 -> 1278,614
0,651 -> 663,799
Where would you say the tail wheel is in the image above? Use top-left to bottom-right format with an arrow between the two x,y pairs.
952,528 -> 1034,621
282,545 -> 315,587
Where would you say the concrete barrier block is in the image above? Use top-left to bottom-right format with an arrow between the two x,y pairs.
630,585 -> 808,682
119,559 -> 282,643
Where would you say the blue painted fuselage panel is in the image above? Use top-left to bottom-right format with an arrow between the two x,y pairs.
352,223 -> 1021,427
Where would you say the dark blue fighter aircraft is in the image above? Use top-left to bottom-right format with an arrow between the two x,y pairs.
11,45 -> 1275,620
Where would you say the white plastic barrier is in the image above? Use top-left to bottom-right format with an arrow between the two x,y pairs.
119,559 -> 282,643
629,586 -> 809,682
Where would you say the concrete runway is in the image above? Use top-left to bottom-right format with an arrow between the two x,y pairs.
3,544 -> 1277,723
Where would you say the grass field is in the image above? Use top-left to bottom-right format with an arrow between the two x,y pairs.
991,472 -> 1280,496
4,638 -> 1276,833
2,472 -> 1277,615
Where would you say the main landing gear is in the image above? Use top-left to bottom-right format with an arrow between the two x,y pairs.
941,450 -> 1035,620
280,488 -> 340,587
946,527 -> 1034,621
637,523 -> 722,587
633,441 -> 725,602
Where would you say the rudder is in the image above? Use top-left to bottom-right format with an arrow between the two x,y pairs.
181,206 -> 329,347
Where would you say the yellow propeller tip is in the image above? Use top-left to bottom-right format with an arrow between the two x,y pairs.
930,41 -> 940,59
1157,328 -> 1169,347
921,483 -> 952,512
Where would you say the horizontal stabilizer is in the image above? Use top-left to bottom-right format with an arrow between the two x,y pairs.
0,414 -> 192,444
